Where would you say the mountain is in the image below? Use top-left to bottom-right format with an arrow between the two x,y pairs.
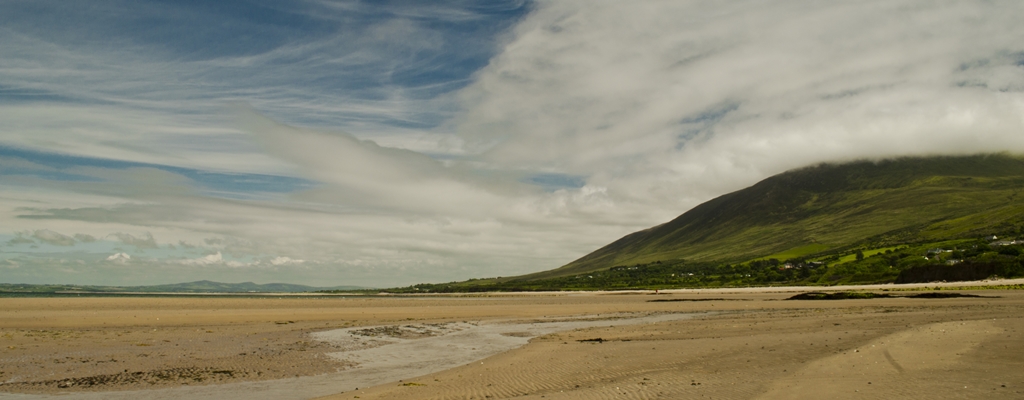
0,280 -> 369,294
525,154 -> 1024,280
116,280 -> 367,293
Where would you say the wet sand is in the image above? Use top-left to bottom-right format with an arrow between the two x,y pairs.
2,282 -> 1023,399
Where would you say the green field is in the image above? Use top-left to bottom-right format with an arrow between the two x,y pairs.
749,244 -> 832,263
830,246 -> 905,265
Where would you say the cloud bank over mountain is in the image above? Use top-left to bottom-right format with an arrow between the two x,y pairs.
1,0 -> 1022,286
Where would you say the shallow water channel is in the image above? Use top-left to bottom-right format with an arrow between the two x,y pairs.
0,312 -> 699,400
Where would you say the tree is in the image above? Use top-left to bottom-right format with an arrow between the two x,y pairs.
855,250 -> 865,261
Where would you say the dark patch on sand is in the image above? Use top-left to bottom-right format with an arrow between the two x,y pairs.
787,292 -> 892,300
0,367 -> 253,391
647,298 -> 728,302
787,291 -> 994,300
905,292 -> 992,299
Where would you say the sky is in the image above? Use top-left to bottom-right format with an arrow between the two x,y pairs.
2,0 -> 1024,288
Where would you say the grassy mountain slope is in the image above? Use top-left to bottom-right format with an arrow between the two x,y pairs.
526,154 -> 1024,280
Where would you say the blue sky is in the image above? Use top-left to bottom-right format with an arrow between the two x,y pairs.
2,0 -> 1024,287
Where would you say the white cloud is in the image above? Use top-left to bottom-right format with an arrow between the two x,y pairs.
32,229 -> 75,246
74,233 -> 97,243
269,256 -> 304,266
178,252 -> 223,265
454,0 -> 1024,203
110,232 -> 158,249
173,252 -> 257,268
6,234 -> 35,245
0,1 -> 520,174
105,253 -> 131,263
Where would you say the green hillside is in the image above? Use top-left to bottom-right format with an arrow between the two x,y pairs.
529,154 -> 1024,280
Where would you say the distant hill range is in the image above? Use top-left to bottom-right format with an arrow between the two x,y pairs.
0,280 -> 369,294
525,154 -> 1024,280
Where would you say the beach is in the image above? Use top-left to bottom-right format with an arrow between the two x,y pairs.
2,282 -> 1023,399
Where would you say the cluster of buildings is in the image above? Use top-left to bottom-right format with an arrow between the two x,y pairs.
986,235 -> 1021,246
924,235 -> 1021,265
780,261 -> 823,270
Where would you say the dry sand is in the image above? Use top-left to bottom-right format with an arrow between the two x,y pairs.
1,283 -> 1022,399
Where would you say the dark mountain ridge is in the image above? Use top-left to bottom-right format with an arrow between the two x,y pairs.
0,280 -> 368,294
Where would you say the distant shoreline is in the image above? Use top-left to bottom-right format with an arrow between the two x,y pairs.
0,291 -> 378,298
4,278 -> 1020,298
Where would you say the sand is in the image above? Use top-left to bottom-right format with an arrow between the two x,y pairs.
1,283 -> 1023,399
